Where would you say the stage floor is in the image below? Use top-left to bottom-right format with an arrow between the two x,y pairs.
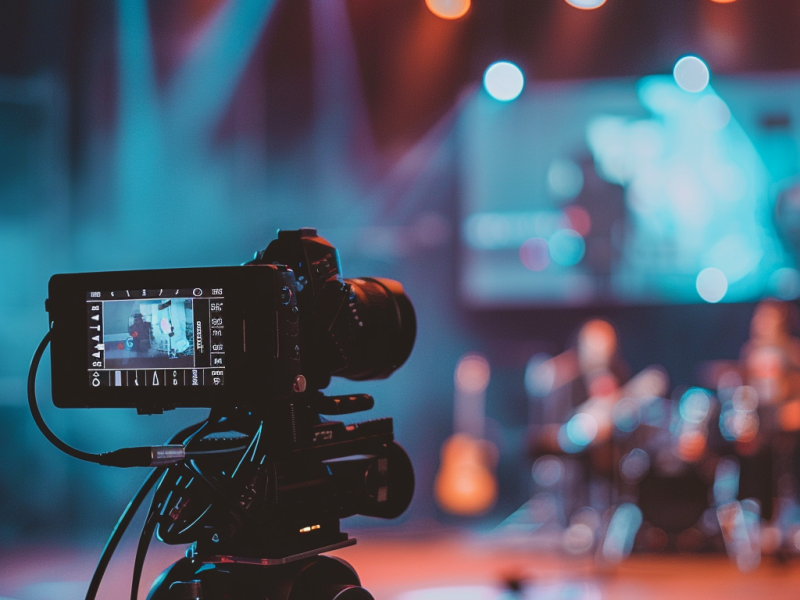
2,532 -> 800,599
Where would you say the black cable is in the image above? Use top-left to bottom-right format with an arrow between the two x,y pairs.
128,420 -> 213,600
185,445 -> 249,456
181,420 -> 211,449
130,497 -> 160,600
27,328 -> 257,593
28,329 -> 104,464
169,419 -> 212,447
183,458 -> 265,532
85,467 -> 165,600
28,330 -> 248,467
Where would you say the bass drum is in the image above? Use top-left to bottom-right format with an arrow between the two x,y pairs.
636,468 -> 710,535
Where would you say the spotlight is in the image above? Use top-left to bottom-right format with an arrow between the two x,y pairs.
483,61 -> 525,102
564,0 -> 607,9
425,0 -> 471,20
696,267 -> 728,303
674,56 -> 710,93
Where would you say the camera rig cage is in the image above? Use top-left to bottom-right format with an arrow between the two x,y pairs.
28,229 -> 416,600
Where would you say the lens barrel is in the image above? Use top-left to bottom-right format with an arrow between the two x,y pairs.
254,229 -> 416,385
328,277 -> 416,381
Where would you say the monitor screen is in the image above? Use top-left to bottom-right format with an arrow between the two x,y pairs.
86,287 -> 226,388
459,72 -> 800,307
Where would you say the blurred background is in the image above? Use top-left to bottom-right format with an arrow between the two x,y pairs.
4,0 -> 800,597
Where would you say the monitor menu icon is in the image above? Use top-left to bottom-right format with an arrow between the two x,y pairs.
89,371 -> 108,387
88,302 -> 104,370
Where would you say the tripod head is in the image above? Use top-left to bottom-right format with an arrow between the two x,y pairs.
152,394 -> 414,561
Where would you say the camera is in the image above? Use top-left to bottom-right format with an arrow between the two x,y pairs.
38,229 -> 416,598
47,228 -> 415,413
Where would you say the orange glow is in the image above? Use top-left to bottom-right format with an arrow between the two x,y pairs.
709,0 -> 737,3
425,0 -> 471,20
677,430 -> 707,462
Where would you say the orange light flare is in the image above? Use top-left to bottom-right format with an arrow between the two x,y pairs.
425,0 -> 471,20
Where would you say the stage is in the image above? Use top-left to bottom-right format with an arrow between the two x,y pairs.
2,532 -> 799,599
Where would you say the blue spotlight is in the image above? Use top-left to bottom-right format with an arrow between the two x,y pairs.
483,61 -> 525,102
696,267 -> 728,303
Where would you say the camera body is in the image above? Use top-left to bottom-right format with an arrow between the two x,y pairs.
47,228 -> 415,416
45,228 -> 416,561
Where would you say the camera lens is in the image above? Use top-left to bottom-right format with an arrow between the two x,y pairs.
327,277 -> 416,381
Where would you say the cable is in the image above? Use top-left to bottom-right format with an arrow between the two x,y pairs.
85,467 -> 165,600
184,458 -> 265,531
27,328 -> 258,594
92,422 -> 209,600
28,330 -> 248,467
185,445 -> 250,457
28,329 -> 104,464
128,420 -> 218,600
130,500 -> 159,600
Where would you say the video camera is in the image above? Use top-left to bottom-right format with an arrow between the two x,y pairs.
37,228 -> 416,599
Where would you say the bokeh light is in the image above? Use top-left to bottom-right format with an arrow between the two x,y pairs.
673,56 -> 710,93
548,158 -> 584,200
549,229 -> 586,266
713,456 -> 740,503
732,386 -> 759,412
563,523 -> 595,554
564,0 -> 607,9
483,61 -> 525,102
565,412 -> 598,447
520,237 -> 550,271
526,353 -> 555,396
679,388 -> 711,423
532,455 -> 564,487
696,267 -> 728,302
620,448 -> 650,484
602,503 -> 643,562
612,397 -> 640,432
564,206 -> 592,237
769,267 -> 800,300
455,353 -> 490,393
425,0 -> 471,20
